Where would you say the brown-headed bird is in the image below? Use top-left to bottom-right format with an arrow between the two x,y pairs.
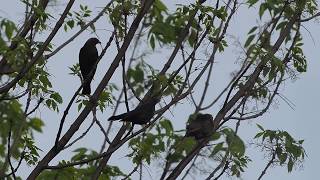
185,113 -> 214,140
108,98 -> 159,125
79,38 -> 101,95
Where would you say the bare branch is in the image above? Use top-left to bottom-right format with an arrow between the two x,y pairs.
300,12 -> 320,22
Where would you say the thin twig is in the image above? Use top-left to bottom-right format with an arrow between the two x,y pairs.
300,12 -> 320,22
257,152 -> 276,180
7,121 -> 16,180
55,87 -> 82,147
26,97 -> 44,116
92,107 -> 111,144
121,164 -> 139,180
63,118 -> 95,150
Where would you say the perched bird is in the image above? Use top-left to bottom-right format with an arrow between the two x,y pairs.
185,113 -> 214,140
108,98 -> 159,125
79,38 -> 101,95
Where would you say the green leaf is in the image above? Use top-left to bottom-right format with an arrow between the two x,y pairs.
248,26 -> 258,34
2,20 -> 16,39
80,4 -> 84,11
78,102 -> 83,111
188,29 -> 197,46
45,99 -> 51,107
64,24 -> 68,31
135,66 -> 144,83
244,34 -> 255,48
67,20 -> 74,29
276,21 -> 287,30
50,92 -> 63,104
211,142 -> 224,156
254,132 -> 263,139
154,0 -> 167,12
259,3 -> 267,18
159,119 -> 173,135
211,132 -> 221,141
247,0 -> 259,7
230,135 -> 246,156
279,153 -> 287,165
89,23 -> 96,32
150,35 -> 155,49
256,124 -> 264,131
29,117 -> 44,132
287,158 -> 293,172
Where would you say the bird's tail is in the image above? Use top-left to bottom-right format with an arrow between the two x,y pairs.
82,81 -> 91,95
108,113 -> 126,121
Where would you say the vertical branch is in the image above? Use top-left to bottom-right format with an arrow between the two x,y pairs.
7,121 -> 16,180
90,1 -> 156,179
54,87 -> 82,147
196,60 -> 214,112
114,31 -> 130,112
100,8 -> 146,156
180,46 -> 197,106
139,162 -> 143,180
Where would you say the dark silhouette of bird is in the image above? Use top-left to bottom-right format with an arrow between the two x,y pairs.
185,113 -> 214,140
79,38 -> 101,95
108,98 -> 159,125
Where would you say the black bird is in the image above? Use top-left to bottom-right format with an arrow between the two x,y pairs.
108,98 -> 159,125
79,38 -> 101,95
185,113 -> 214,140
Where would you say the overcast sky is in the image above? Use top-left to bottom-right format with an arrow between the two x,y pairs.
2,0 -> 320,179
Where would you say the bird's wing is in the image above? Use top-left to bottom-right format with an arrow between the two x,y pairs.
108,108 -> 141,121
79,47 -> 88,76
79,46 -> 98,76
108,113 -> 126,121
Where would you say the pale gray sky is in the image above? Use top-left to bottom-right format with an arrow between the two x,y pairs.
1,0 -> 320,179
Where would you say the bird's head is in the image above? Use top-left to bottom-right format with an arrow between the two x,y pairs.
86,38 -> 101,45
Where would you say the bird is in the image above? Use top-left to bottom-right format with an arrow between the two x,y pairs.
108,98 -> 159,125
79,38 -> 101,95
185,113 -> 214,140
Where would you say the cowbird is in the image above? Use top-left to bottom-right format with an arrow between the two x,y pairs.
108,98 -> 159,125
79,38 -> 101,95
185,113 -> 214,140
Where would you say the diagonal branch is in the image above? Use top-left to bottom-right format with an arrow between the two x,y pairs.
0,0 -> 76,94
